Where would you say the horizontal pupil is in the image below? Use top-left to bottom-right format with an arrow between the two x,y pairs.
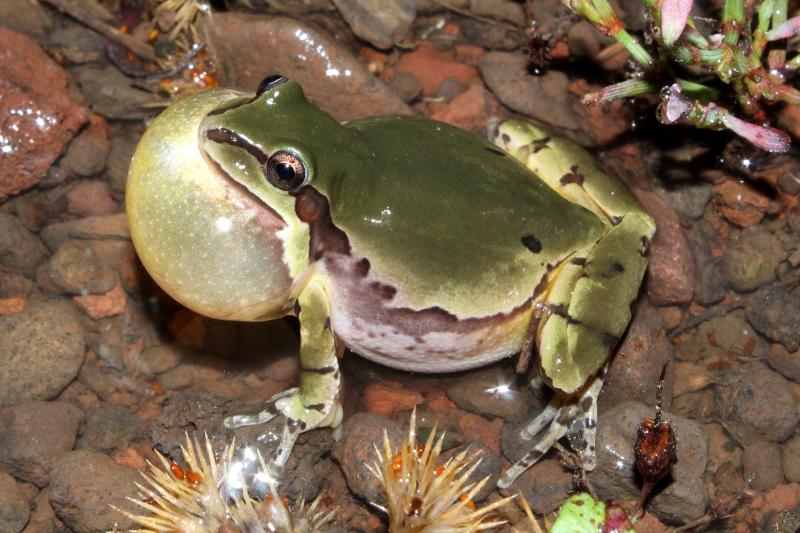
276,163 -> 295,181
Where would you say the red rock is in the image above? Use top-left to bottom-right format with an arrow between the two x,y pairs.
0,28 -> 87,200
454,44 -> 485,66
112,447 -> 147,470
363,382 -> 423,417
72,281 -> 127,320
395,41 -> 479,97
67,180 -> 118,216
713,179 -> 770,227
0,296 -> 26,315
458,412 -> 502,454
61,115 -> 110,177
430,82 -> 504,135
635,189 -> 695,305
569,78 -> 637,146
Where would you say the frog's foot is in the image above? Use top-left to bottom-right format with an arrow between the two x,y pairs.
225,387 -> 342,468
497,367 -> 605,489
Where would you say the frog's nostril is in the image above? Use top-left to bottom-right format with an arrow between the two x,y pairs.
256,74 -> 288,96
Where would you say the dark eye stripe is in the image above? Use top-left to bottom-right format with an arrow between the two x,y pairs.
205,128 -> 268,164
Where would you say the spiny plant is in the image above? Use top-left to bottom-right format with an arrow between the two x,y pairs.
368,410 -> 516,532
114,434 -> 334,532
565,0 -> 800,151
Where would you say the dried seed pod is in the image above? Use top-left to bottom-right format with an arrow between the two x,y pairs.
634,365 -> 677,511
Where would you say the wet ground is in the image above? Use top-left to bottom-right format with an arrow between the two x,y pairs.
2,0 -> 800,531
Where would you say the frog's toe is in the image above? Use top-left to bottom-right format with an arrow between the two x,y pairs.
498,368 -> 604,488
224,387 -> 342,469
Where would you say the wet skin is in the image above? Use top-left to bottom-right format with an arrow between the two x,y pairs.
126,77 -> 656,487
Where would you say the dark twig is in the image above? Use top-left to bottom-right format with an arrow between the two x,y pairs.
41,0 -> 157,63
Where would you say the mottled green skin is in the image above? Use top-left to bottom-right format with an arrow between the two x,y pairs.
200,83 -> 604,317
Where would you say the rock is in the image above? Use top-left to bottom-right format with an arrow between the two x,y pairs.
589,401 -> 708,522
48,22 -> 106,64
66,180 -> 118,216
106,125 -> 142,195
76,404 -> 145,452
0,299 -> 86,407
0,401 -> 84,487
45,240 -> 117,295
459,18 -> 521,50
60,117 -> 110,177
430,82 -> 504,135
25,488 -> 55,533
9,186 -> 70,233
446,364 -> 542,421
783,435 -> 800,483
69,65 -> 155,120
0,472 -> 29,533
743,440 -> 784,491
635,190 -> 695,305
39,214 -> 130,252
685,223 -> 727,306
480,52 -> 580,133
746,286 -> 800,352
72,280 -> 127,319
443,441 -> 501,502
0,29 -> 88,200
48,450 -> 139,533
0,0 -> 52,42
393,40 -> 479,97
670,362 -> 711,398
468,0 -> 525,25
658,181 -> 713,221
331,412 -> 403,505
158,364 -> 195,390
138,344 -> 183,376
713,179 -> 770,227
203,14 -> 411,121
0,267 -> 32,297
363,382 -> 423,417
332,0 -> 415,49
0,212 -> 48,278
674,313 -> 758,363
388,71 -> 422,103
715,362 -> 799,444
704,422 -> 742,476
503,458 -> 572,514
599,301 -> 672,410
767,343 -> 800,383
722,226 -> 785,292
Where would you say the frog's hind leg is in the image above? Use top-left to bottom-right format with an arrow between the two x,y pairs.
494,120 -> 656,394
497,366 -> 605,488
225,277 -> 342,472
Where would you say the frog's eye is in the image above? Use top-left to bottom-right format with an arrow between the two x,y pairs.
265,150 -> 307,192
256,74 -> 288,96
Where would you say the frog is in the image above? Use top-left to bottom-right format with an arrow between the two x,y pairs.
126,75 -> 656,489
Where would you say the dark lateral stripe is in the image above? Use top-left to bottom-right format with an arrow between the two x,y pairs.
206,128 -> 268,164
300,365 -> 336,374
305,403 -> 326,412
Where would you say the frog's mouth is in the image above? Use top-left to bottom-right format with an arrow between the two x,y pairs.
201,128 -> 287,232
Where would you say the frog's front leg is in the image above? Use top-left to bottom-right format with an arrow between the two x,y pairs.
225,277 -> 342,469
493,121 -> 656,486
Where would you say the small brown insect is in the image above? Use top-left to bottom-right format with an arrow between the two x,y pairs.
634,365 -> 677,512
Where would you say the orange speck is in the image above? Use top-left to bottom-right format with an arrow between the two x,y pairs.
170,463 -> 185,480
126,51 -> 135,62
391,452 -> 403,476
186,470 -> 201,485
744,338 -> 756,354
459,495 -> 475,509
416,443 -> 425,455
434,465 -> 445,476
143,497 -> 158,506
119,24 -> 128,33
148,28 -> 159,42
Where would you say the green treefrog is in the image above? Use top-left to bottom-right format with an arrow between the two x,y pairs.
126,76 -> 656,488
